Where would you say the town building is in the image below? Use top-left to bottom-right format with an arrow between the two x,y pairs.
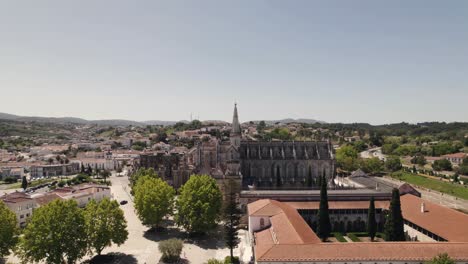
0,192 -> 36,227
442,153 -> 467,165
43,184 -> 111,207
30,162 -> 80,179
0,166 -> 25,180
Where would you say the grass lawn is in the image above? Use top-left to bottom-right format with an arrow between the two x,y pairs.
5,182 -> 22,189
390,172 -> 468,200
7,178 -> 56,190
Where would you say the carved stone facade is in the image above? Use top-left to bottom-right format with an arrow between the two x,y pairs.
139,152 -> 193,188
240,141 -> 334,189
189,104 -> 335,190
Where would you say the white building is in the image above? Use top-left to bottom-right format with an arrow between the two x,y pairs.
0,192 -> 36,227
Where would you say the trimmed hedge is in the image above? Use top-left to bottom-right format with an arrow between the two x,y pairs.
346,233 -> 361,242
224,256 -> 240,264
332,232 -> 347,242
351,232 -> 369,237
376,232 -> 386,240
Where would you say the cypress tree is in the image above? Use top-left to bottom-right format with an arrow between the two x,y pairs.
367,197 -> 377,241
276,166 -> 282,187
223,180 -> 241,261
21,176 -> 28,190
306,167 -> 313,187
384,188 -> 405,241
316,175 -> 331,242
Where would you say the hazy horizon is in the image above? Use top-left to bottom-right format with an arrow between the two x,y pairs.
1,1 -> 467,125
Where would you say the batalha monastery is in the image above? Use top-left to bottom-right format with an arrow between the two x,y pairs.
140,104 -> 468,263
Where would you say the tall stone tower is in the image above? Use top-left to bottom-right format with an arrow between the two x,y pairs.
230,103 -> 242,148
223,103 -> 242,199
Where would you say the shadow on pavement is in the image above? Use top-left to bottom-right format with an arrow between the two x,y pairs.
158,257 -> 190,264
82,252 -> 138,264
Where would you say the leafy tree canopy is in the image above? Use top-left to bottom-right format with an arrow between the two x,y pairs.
175,175 -> 222,234
433,159 -> 453,171
134,176 -> 175,228
18,199 -> 88,264
360,157 -> 384,174
130,167 -> 159,189
385,156 -> 402,172
0,201 -> 18,257
336,144 -> 359,172
85,198 -> 128,255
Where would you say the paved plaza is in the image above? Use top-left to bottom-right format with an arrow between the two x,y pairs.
96,175 -> 252,264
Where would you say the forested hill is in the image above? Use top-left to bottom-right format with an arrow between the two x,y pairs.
304,122 -> 468,138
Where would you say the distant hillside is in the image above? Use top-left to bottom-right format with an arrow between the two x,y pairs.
144,120 -> 187,126
248,118 -> 326,125
0,112 -> 177,127
0,112 -> 326,127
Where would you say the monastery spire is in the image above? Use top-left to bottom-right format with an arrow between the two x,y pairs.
231,103 -> 241,136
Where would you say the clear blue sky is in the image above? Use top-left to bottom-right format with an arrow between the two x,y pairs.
0,1 -> 467,124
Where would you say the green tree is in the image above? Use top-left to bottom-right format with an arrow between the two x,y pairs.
0,201 -> 18,258
158,238 -> 184,263
224,256 -> 240,264
130,167 -> 159,189
427,253 -> 455,264
432,159 -> 453,171
384,188 -> 405,241
276,167 -> 282,188
306,167 -> 313,187
18,199 -> 88,264
367,197 -> 377,241
385,156 -> 402,172
360,157 -> 383,174
175,175 -> 222,234
100,169 -> 111,182
336,145 -> 359,172
316,175 -> 331,242
21,176 -> 28,190
452,173 -> 459,183
205,259 -> 224,264
84,198 -> 128,256
411,154 -> 427,166
369,132 -> 383,147
256,121 -> 266,133
223,180 -> 241,260
134,176 -> 175,229
459,157 -> 468,175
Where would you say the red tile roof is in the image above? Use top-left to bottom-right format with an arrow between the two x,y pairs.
251,197 -> 468,262
400,194 -> 468,242
257,243 -> 468,262
33,193 -> 62,206
442,153 -> 466,159
0,192 -> 33,203
285,200 -> 390,210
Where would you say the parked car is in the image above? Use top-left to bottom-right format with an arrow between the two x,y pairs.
120,200 -> 128,205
